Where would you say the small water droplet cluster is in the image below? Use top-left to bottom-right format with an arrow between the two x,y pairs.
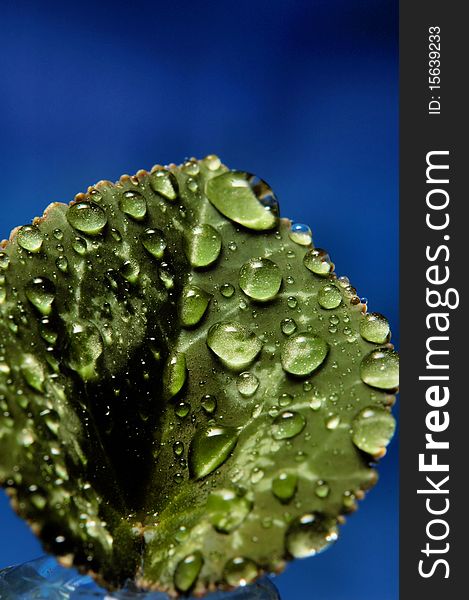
0,155 -> 397,596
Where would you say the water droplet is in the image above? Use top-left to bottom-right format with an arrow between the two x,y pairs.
204,154 -> 222,171
281,333 -> 329,376
317,284 -> 342,309
236,372 -> 259,397
119,190 -> 147,220
189,425 -> 238,480
187,178 -> 198,193
52,228 -> 63,240
206,171 -> 278,231
220,283 -> 235,298
360,313 -> 390,344
207,488 -> 252,533
174,551 -> 203,593
111,228 -> 122,242
16,225 -> 44,253
315,481 -> 330,498
223,557 -> 258,587
289,223 -> 312,246
173,441 -> 184,457
228,241 -> 237,251
250,467 -> 264,484
25,277 -> 56,315
287,296 -> 298,309
180,285 -> 211,327
272,472 -> 297,503
352,406 -> 396,455
303,249 -> 333,276
184,224 -> 221,268
239,258 -> 282,301
183,160 -> 200,176
279,393 -> 293,407
360,348 -> 399,389
159,261 -> 174,289
72,237 -> 87,255
285,513 -> 338,558
325,415 -> 340,430
272,411 -> 306,440
40,318 -> 58,345
141,228 -> 166,259
20,354 -> 45,392
281,318 -> 297,336
67,201 -> 107,235
201,394 -> 217,414
119,259 -> 140,284
55,256 -> 68,273
150,169 -> 179,200
175,401 -> 190,418
207,322 -> 263,371
0,252 -> 10,270
163,352 -> 187,399
66,320 -> 103,380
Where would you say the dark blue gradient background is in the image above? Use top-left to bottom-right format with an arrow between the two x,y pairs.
0,1 -> 398,599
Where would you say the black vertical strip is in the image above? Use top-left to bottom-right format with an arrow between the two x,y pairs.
400,2 -> 467,598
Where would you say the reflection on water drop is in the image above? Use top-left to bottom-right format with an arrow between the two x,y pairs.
289,223 -> 312,246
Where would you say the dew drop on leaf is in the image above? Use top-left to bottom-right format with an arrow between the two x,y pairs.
207,322 -> 263,371
206,171 -> 278,231
359,313 -> 390,344
179,285 -> 211,328
184,224 -> 221,268
271,411 -> 306,440
141,228 -> 166,259
281,333 -> 329,376
236,372 -> 259,397
119,190 -> 147,221
25,277 -> 56,316
271,472 -> 298,503
360,348 -> 399,390
223,556 -> 258,587
163,352 -> 187,399
288,223 -> 312,246
303,248 -> 333,276
239,258 -> 282,301
67,201 -> 107,235
174,551 -> 203,593
201,394 -> 217,414
16,225 -> 44,253
352,406 -> 396,455
189,425 -> 238,480
150,169 -> 179,200
285,513 -> 338,558
206,488 -> 252,533
317,284 -> 342,309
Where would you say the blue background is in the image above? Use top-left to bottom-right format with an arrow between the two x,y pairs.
0,1 -> 398,598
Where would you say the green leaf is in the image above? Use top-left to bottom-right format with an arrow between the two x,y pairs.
0,155 -> 398,595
